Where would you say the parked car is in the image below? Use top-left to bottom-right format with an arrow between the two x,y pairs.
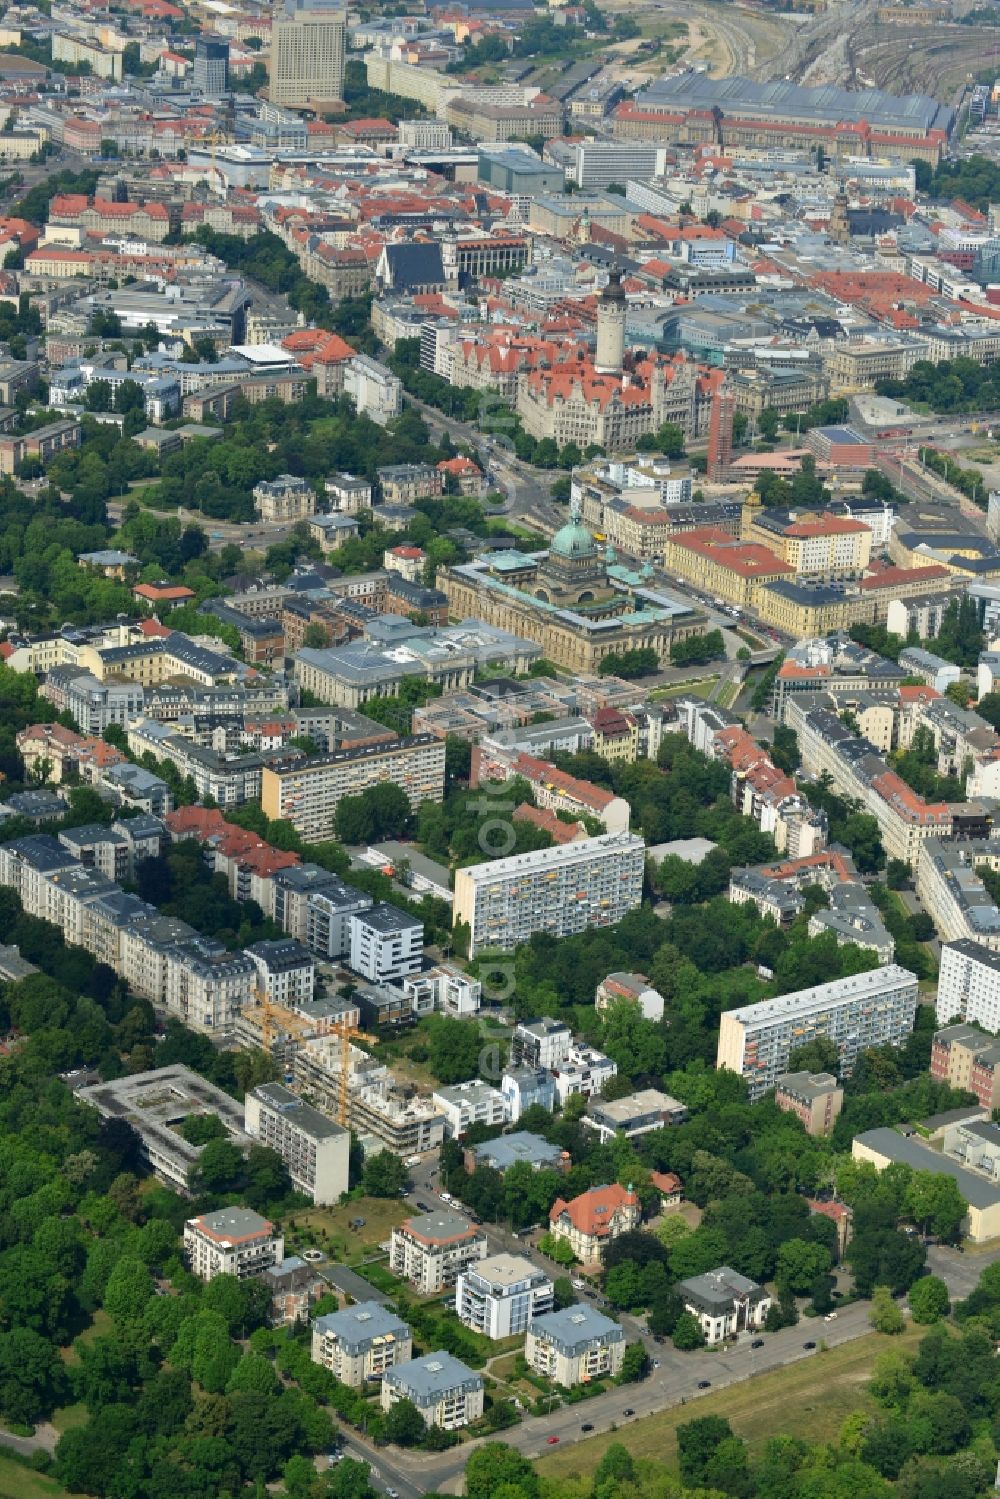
546,1436 -> 560,1445
803,1341 -> 816,1349
581,1423 -> 593,1432
697,1380 -> 711,1389
824,1312 -> 837,1322
750,1339 -> 764,1349
623,1408 -> 635,1417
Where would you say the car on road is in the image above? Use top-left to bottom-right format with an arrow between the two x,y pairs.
386,1489 -> 399,1498
803,1341 -> 816,1349
546,1436 -> 560,1445
622,1408 -> 635,1417
824,1312 -> 837,1322
697,1380 -> 711,1389
571,1279 -> 586,1290
750,1339 -> 764,1349
652,1360 -> 660,1369
581,1423 -> 593,1433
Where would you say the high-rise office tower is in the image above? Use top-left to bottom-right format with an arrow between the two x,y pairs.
193,36 -> 229,95
270,0 -> 346,108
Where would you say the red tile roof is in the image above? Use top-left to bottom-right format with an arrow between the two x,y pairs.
550,1184 -> 638,1239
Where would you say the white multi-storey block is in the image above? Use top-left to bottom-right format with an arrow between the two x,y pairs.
937,939 -> 1000,1030
432,1079 -> 506,1139
184,1207 -> 283,1281
348,904 -> 423,983
456,1254 -> 553,1340
311,1302 -> 412,1386
717,965 -> 919,1101
244,1081 -> 349,1205
452,833 -> 645,956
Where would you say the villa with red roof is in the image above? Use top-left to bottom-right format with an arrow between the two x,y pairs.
548,1185 -> 640,1265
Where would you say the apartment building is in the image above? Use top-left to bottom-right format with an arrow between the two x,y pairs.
260,736 -> 446,842
525,1306 -> 625,1385
676,1267 -> 771,1345
930,1022 -> 1000,1110
472,744 -> 630,833
431,1079 -> 506,1139
786,702 -> 952,865
937,939 -> 1000,1030
270,0 -> 346,107
311,1302 -> 412,1386
245,939 -> 315,1007
595,971 -> 665,1022
343,355 -> 402,425
456,1254 -> 553,1340
272,865 -> 373,951
390,1209 -> 488,1295
163,939 -> 256,1033
378,463 -> 444,504
184,1207 -> 284,1281
547,1184 -> 640,1266
253,474 -> 317,522
381,1351 -> 484,1430
773,1071 -> 844,1136
501,1065 -> 556,1122
717,965 -> 919,1101
244,1082 -> 349,1205
915,840 -> 1000,951
452,832 -> 645,956
513,1017 -> 572,1071
584,1088 -> 688,1143
348,904 -> 423,983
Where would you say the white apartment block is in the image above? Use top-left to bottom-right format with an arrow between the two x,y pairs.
400,964 -> 481,1017
184,1207 -> 283,1281
936,939 -> 1000,1030
513,1017 -> 572,1071
343,355 -> 402,425
260,736 -> 446,843
453,832 -> 645,956
348,904 -> 423,982
553,1045 -> 617,1105
717,965 -> 919,1101
311,1302 -> 412,1386
381,1352 -> 484,1431
246,938 -> 316,1007
432,1079 -> 506,1139
390,1209 -> 487,1295
244,1082 -> 349,1205
456,1254 -> 553,1340
525,1306 -> 625,1386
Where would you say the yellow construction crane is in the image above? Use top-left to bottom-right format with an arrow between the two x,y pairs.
246,988 -> 376,1126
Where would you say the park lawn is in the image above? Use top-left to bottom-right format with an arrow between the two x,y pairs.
49,1403 -> 87,1436
285,1195 -> 411,1260
0,1455 -> 70,1499
536,1323 -> 924,1482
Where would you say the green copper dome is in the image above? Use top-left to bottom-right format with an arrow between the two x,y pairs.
550,520 -> 596,559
